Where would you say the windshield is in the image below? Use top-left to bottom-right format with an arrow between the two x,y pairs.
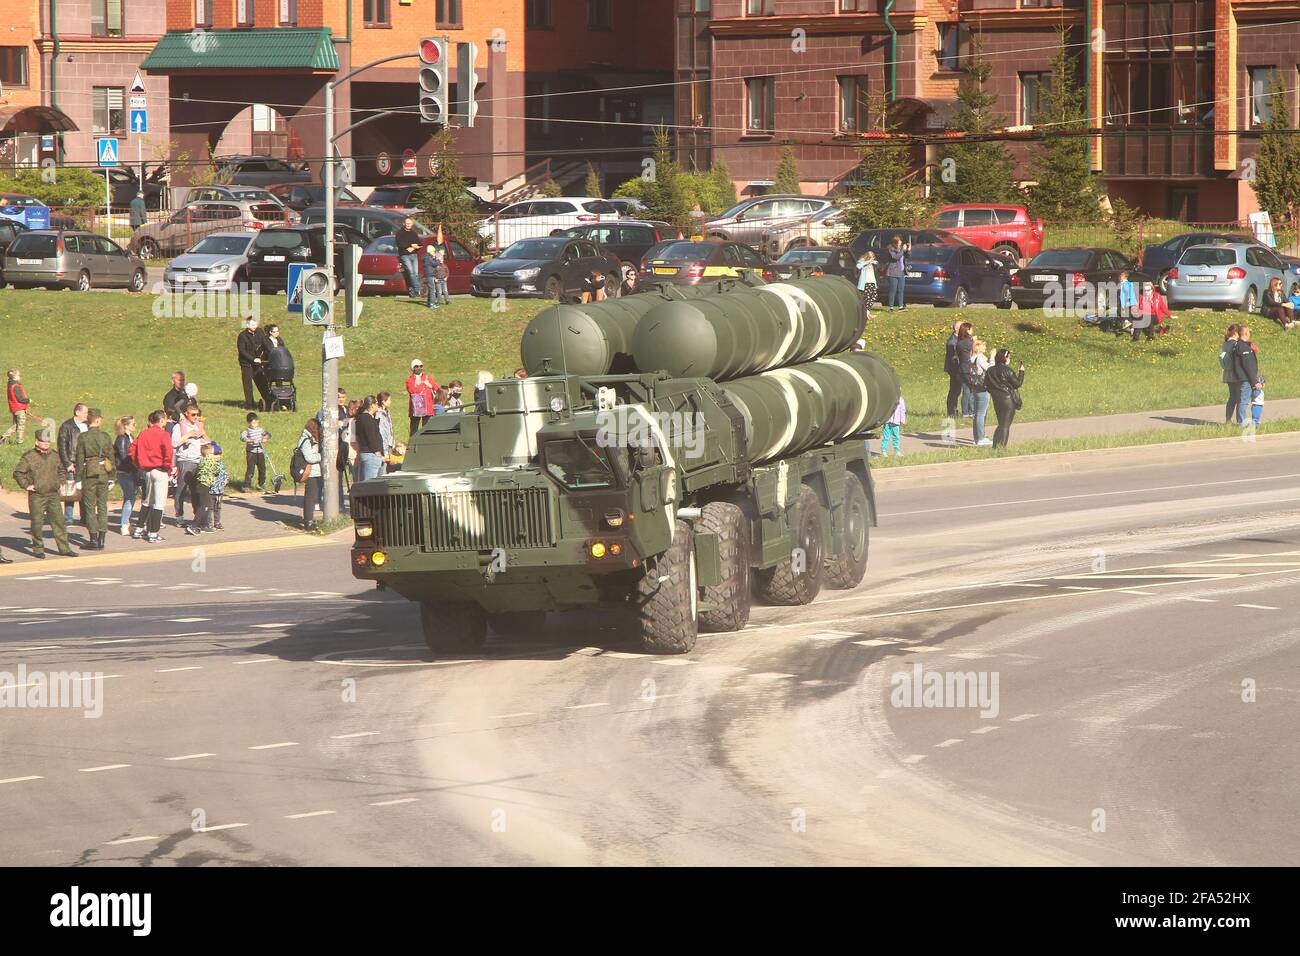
365,236 -> 398,255
1180,247 -> 1237,267
907,246 -> 953,263
187,235 -> 254,256
369,189 -> 412,205
582,200 -> 617,214
715,200 -> 752,220
500,238 -> 567,259
0,195 -> 43,207
652,241 -> 713,261
7,234 -> 57,257
777,248 -> 832,264
1029,249 -> 1092,269
544,438 -> 614,489
230,189 -> 275,202
254,229 -> 307,250
810,206 -> 842,223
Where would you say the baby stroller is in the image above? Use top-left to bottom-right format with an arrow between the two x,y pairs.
264,343 -> 297,412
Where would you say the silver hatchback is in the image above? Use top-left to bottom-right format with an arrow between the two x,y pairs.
1166,242 -> 1297,313
3,230 -> 147,291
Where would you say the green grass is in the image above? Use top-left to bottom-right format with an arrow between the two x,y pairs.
0,289 -> 1296,490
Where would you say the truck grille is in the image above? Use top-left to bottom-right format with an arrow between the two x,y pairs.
355,489 -> 554,551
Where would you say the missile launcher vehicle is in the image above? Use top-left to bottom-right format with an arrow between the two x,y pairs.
350,276 -> 900,654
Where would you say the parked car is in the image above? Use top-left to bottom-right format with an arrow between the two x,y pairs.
470,236 -> 621,299
0,217 -> 29,283
1140,232 -> 1253,291
358,234 -> 482,296
551,220 -> 674,286
366,181 -> 502,214
267,182 -> 364,212
480,197 -> 620,248
638,238 -> 770,286
184,184 -> 293,210
761,206 -> 849,256
607,198 -> 647,218
933,204 -> 1045,263
770,246 -> 858,281
1008,247 -> 1153,310
129,199 -> 287,258
90,167 -> 163,210
243,223 -> 368,293
848,227 -> 972,258
3,229 -> 146,291
301,206 -> 433,243
702,195 -> 834,248
1165,242 -> 1294,313
902,244 -> 1014,308
162,232 -> 258,292
213,155 -> 311,186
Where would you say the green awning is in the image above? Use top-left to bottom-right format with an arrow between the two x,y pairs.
141,28 -> 339,73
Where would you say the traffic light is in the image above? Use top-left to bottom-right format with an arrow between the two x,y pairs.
342,243 -> 363,328
301,267 -> 333,326
418,37 -> 449,125
455,41 -> 479,128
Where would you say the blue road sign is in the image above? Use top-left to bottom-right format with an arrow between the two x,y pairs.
287,263 -> 311,314
130,110 -> 148,134
96,138 -> 120,166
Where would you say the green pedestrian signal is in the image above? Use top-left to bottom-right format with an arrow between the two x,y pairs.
306,299 -> 330,324
301,267 -> 333,326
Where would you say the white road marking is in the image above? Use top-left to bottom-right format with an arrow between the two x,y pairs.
949,651 -> 991,659
900,754 -> 927,765
198,587 -> 240,593
1007,582 -> 1047,587
162,584 -> 200,590
12,645 -> 62,651
155,666 -> 203,673
338,628 -> 374,634
904,646 -> 942,653
852,638 -> 902,647
251,623 -> 295,629
651,658 -> 697,666
1178,597 -> 1218,603
805,630 -> 859,641
233,658 -> 276,665
492,712 -> 536,720
105,836 -> 158,846
1236,603 -> 1279,610
169,617 -> 210,623
747,672 -> 796,680
284,810 -> 335,819
935,738 -> 963,748
17,619 -> 59,626
78,764 -> 131,773
90,612 -> 130,617
1118,589 -> 1157,596
970,726 -> 999,735
601,651 -> 645,659
0,776 -> 43,785
564,702 -> 610,710
572,647 -> 604,656
330,731 -> 380,739
248,742 -> 298,750
369,798 -> 419,807
1061,585 -> 1101,591
1137,724 -> 1181,731
197,823 -> 247,833
91,638 -> 136,645
165,753 -> 215,761
123,583 -> 154,589
1008,713 -> 1039,722
50,609 -> 95,615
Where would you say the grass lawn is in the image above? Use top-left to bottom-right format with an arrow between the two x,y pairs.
0,288 -> 1295,488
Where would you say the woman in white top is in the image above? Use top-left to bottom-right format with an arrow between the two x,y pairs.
970,337 -> 994,446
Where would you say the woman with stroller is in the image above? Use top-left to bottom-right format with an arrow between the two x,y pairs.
263,324 -> 295,410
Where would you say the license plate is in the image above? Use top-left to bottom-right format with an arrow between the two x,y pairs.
1187,274 -> 1215,282
362,278 -> 385,285
1032,273 -> 1058,282
265,255 -> 285,262
906,271 -> 923,278
653,267 -> 678,275
17,258 -> 41,265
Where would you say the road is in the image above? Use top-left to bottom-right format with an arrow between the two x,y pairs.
2,435 -> 1299,866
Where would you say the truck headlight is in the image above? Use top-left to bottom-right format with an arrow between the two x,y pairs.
355,521 -> 373,539
590,542 -> 607,558
371,550 -> 387,566
514,267 -> 540,280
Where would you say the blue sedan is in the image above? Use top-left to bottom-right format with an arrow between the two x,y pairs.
903,244 -> 1014,308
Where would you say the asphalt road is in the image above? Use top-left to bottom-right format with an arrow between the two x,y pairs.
2,435 -> 1299,866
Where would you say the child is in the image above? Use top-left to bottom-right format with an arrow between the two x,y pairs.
881,394 -> 905,457
432,253 -> 451,306
445,380 -> 464,411
206,442 -> 229,531
1251,376 -> 1265,427
1116,270 -> 1138,329
188,443 -> 219,535
855,250 -> 878,316
1,367 -> 30,446
240,412 -> 270,490
387,441 -> 407,473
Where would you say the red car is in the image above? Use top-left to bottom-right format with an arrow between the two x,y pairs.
933,204 -> 1044,264
357,234 -> 482,296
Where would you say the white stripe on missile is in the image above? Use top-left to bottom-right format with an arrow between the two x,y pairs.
819,357 -> 874,435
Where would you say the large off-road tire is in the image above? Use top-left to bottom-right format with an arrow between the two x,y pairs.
698,501 -> 751,633
633,519 -> 698,654
826,473 -> 871,590
754,484 -> 826,606
420,600 -> 486,654
488,610 -> 547,640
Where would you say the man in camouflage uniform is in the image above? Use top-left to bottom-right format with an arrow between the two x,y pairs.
12,428 -> 77,559
75,408 -> 115,551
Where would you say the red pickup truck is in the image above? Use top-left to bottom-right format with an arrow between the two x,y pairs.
933,204 -> 1045,265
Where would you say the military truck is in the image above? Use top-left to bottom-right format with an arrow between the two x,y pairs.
349,276 -> 900,654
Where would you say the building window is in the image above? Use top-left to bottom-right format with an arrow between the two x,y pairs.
839,0 -> 872,11
92,0 -> 125,37
253,104 -> 277,133
279,0 -> 297,26
694,0 -> 710,11
745,76 -> 775,134
93,87 -> 125,134
838,75 -> 869,132
1250,67 -> 1278,127
588,0 -> 611,30
0,47 -> 28,87
364,0 -> 390,24
526,0 -> 552,29
437,0 -> 462,28
746,0 -> 775,14
1103,1 -> 1215,130
1019,72 -> 1050,125
526,79 -> 551,134
194,0 -> 211,27
937,23 -> 971,72
236,0 -> 252,27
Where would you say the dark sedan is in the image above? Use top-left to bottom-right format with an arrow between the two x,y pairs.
266,182 -> 364,213
552,220 -> 674,286
366,182 -> 502,214
1141,232 -> 1253,291
848,227 -> 971,258
770,246 -> 858,281
243,223 -> 368,294
638,238 -> 770,286
470,237 -> 621,300
1008,247 -> 1154,311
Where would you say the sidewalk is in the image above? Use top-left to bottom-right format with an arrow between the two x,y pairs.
890,398 -> 1300,455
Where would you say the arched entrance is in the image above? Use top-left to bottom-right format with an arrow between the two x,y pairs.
213,104 -> 306,164
0,105 -> 79,171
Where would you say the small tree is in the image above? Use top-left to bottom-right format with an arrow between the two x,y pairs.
774,145 -> 802,194
710,156 -> 738,211
1108,196 -> 1147,261
934,42 -> 1023,205
841,91 -> 931,232
1251,70 -> 1300,233
583,162 -> 602,198
411,128 -> 480,247
640,125 -> 691,231
540,177 -> 563,198
1026,28 -> 1100,220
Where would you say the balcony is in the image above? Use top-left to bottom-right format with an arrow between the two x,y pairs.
957,0 -> 1084,11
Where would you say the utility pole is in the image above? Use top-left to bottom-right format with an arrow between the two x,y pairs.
321,80 -> 340,522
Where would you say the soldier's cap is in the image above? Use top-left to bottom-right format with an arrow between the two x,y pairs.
87,408 -> 102,421
36,428 -> 53,443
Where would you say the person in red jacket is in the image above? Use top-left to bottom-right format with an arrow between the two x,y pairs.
406,359 -> 438,435
1,367 -> 30,446
128,410 -> 175,543
1132,282 -> 1175,341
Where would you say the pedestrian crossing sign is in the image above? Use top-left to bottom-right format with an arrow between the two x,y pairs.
287,262 -> 310,314
96,138 -> 120,167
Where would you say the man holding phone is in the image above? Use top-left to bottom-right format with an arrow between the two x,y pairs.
395,217 -> 423,299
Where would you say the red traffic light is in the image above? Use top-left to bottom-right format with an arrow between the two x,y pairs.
420,39 -> 441,64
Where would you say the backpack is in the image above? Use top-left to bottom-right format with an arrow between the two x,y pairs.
290,441 -> 309,483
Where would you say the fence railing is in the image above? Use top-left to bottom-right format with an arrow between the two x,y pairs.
7,205 -> 301,256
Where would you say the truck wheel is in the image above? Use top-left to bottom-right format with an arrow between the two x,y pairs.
488,610 -> 547,640
826,474 -> 870,590
754,485 -> 825,606
698,501 -> 751,632
420,600 -> 486,654
633,519 -> 698,654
